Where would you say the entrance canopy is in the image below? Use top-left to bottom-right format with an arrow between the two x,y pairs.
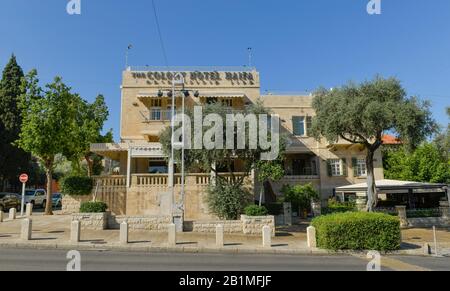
336,179 -> 448,194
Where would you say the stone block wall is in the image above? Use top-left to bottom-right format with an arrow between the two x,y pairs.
108,215 -> 172,231
241,215 -> 275,236
72,212 -> 108,230
192,220 -> 243,234
62,195 -> 91,214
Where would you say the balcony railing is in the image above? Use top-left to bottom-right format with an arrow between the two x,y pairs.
140,110 -> 177,122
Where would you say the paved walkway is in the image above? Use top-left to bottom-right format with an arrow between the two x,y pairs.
0,213 -> 449,256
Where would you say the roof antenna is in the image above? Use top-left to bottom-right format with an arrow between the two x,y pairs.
247,47 -> 253,67
125,44 -> 133,70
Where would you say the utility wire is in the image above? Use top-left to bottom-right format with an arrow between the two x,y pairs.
151,0 -> 169,68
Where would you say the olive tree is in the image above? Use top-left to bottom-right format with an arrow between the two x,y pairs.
310,76 -> 436,211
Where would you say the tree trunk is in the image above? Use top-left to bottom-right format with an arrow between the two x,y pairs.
366,150 -> 378,212
85,155 -> 93,177
44,161 -> 53,215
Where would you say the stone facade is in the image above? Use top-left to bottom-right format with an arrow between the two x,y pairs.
72,212 -> 108,230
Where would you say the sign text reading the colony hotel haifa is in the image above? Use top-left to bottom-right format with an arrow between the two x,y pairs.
131,71 -> 257,86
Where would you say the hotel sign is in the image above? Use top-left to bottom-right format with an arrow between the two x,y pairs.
131,71 -> 257,86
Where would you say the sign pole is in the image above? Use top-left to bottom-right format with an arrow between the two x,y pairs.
21,181 -> 26,216
19,173 -> 29,217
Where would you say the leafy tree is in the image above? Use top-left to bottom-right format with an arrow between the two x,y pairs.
64,95 -> 111,177
281,183 -> 319,217
159,101 -> 285,218
17,70 -> 79,215
311,77 -> 436,211
255,160 -> 285,206
0,55 -> 30,190
434,107 -> 450,161
384,143 -> 450,183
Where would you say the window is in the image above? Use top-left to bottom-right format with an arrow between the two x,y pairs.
222,98 -> 233,107
148,159 -> 168,174
329,159 -> 342,176
306,116 -> 312,136
327,159 -> 347,177
292,116 -> 306,136
353,158 -> 367,177
166,106 -> 176,121
150,98 -> 162,121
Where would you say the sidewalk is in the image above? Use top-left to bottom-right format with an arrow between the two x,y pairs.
0,213 -> 448,256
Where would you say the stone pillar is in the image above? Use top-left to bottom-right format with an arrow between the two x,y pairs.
0,211 -> 3,223
440,207 -> 449,220
423,243 -> 431,256
307,226 -> 317,248
262,225 -> 271,248
70,220 -> 81,243
168,223 -> 176,246
283,202 -> 292,226
21,218 -> 32,241
216,224 -> 224,247
311,201 -> 321,217
120,221 -> 129,244
396,206 -> 409,228
9,208 -> 16,220
356,193 -> 367,212
26,203 -> 33,217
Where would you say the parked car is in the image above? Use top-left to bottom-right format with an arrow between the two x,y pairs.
23,189 -> 47,208
0,193 -> 21,212
52,193 -> 62,208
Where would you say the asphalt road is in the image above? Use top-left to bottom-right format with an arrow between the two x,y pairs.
0,248 -> 448,271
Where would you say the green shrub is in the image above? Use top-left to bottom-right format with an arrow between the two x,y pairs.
206,181 -> 253,220
244,205 -> 269,216
322,200 -> 356,214
282,183 -> 319,216
311,212 -> 401,251
407,208 -> 441,218
61,176 -> 93,196
79,201 -> 108,213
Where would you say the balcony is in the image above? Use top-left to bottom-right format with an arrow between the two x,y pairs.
140,110 -> 177,122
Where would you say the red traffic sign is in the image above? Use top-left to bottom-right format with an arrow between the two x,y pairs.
19,174 -> 29,183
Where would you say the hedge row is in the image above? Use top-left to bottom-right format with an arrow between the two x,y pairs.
61,176 -> 93,196
79,201 -> 108,213
311,212 -> 401,251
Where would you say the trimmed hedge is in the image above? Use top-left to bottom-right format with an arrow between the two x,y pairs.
244,205 -> 269,216
311,212 -> 401,251
61,176 -> 93,196
79,201 -> 108,213
322,201 -> 356,215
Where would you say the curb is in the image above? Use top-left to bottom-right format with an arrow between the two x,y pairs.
0,241 -> 427,257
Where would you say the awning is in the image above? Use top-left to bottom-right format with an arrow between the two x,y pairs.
335,179 -> 448,193
198,92 -> 246,99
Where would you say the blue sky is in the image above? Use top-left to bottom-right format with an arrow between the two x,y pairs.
1,0 -> 449,141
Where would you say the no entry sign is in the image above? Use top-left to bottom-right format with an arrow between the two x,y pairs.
19,174 -> 29,183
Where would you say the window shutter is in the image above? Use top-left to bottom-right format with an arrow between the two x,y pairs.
306,116 -> 313,136
352,157 -> 358,177
327,160 -> 332,177
341,158 -> 348,177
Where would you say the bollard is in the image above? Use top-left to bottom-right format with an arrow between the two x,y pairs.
0,211 -> 3,223
262,225 -> 271,248
21,218 -> 32,241
120,221 -> 129,244
307,226 -> 317,248
423,243 -> 431,256
70,220 -> 81,243
216,224 -> 224,247
168,223 -> 176,246
26,203 -> 33,217
283,202 -> 292,226
9,208 -> 16,220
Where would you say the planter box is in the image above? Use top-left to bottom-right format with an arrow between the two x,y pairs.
241,215 -> 275,237
72,212 -> 109,230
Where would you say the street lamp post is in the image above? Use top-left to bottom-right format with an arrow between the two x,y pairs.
169,73 -> 186,232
